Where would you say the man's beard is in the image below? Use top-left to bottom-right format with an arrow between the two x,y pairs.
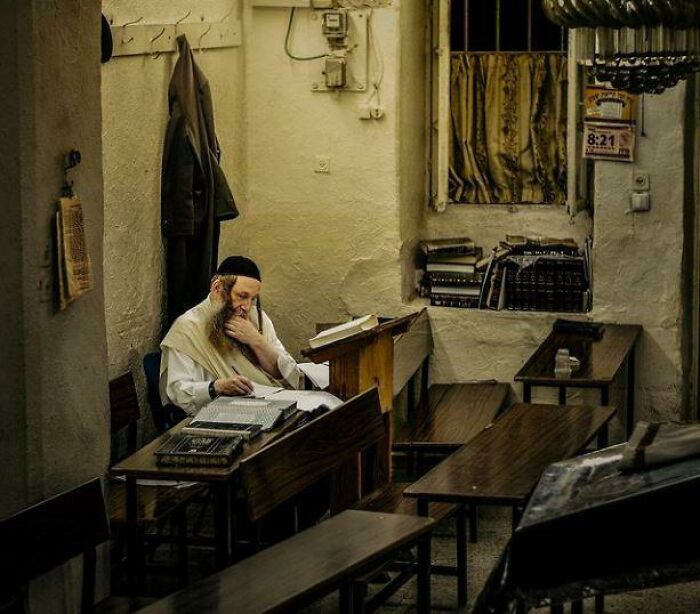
209,299 -> 244,353
208,299 -> 260,366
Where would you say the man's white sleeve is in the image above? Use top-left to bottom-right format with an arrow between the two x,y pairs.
160,347 -> 214,415
262,312 -> 302,389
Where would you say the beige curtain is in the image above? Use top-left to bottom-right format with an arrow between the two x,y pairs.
450,53 -> 568,205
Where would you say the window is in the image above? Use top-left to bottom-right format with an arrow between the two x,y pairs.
429,0 -> 579,210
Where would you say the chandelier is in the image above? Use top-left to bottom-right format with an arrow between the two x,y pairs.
542,0 -> 700,94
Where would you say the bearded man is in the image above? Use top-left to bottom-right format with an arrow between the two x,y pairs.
159,256 -> 301,414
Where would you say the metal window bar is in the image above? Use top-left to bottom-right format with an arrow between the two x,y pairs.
461,0 -> 566,53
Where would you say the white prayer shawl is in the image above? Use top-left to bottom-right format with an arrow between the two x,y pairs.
161,296 -> 294,388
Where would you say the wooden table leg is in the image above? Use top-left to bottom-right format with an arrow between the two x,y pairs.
416,499 -> 431,614
597,421 -> 609,449
339,580 -> 355,614
523,383 -> 532,403
417,533 -> 432,614
626,348 -> 636,440
469,504 -> 478,544
213,483 -> 231,569
125,477 -> 142,596
420,358 -> 430,408
559,386 -> 567,405
456,505 -> 467,608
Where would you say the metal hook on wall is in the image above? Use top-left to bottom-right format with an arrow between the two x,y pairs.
175,11 -> 191,35
220,7 -> 234,23
120,16 -> 143,45
149,27 -> 166,59
198,23 -> 213,53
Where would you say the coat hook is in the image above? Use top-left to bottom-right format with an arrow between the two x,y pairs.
175,11 -> 191,34
150,27 -> 166,59
198,23 -> 213,53
120,16 -> 143,45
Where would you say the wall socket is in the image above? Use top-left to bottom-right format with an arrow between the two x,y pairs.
358,104 -> 384,120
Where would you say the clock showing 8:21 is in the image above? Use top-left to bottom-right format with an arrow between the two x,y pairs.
582,121 -> 636,162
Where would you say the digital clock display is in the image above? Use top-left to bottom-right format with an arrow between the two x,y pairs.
582,122 -> 636,163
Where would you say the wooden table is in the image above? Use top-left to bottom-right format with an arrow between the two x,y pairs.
404,402 -> 617,609
111,416 -> 301,593
515,323 -> 641,439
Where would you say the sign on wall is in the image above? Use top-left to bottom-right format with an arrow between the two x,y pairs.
582,86 -> 638,163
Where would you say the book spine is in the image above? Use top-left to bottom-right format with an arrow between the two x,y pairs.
182,426 -> 255,441
156,453 -> 231,467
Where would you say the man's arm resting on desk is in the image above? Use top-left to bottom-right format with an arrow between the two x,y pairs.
162,348 -> 253,414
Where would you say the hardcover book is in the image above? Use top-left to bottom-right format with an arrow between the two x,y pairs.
155,433 -> 243,467
308,314 -> 379,349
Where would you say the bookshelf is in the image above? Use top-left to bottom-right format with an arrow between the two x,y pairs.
417,235 -> 592,315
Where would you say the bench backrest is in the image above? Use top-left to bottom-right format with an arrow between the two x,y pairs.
240,387 -> 385,522
109,371 -> 140,454
0,478 -> 109,610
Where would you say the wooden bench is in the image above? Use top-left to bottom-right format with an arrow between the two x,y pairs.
392,309 -> 511,469
136,388 -> 435,613
136,510 -> 433,614
0,477 -> 155,614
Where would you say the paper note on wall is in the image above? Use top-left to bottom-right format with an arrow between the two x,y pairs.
56,196 -> 93,310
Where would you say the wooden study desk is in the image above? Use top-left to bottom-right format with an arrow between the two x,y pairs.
111,415 -> 301,592
515,323 -> 641,439
404,402 -> 616,609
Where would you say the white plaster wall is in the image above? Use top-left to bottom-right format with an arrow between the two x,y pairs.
592,86 -> 687,422
221,3 -> 405,356
398,0 -> 428,301
102,0 -> 244,382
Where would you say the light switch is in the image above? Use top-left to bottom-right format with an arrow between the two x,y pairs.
314,155 -> 331,174
630,191 -> 651,212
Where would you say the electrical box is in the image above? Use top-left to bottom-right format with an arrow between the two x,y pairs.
324,56 -> 346,88
322,11 -> 347,44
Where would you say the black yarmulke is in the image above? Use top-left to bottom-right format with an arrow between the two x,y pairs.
216,256 -> 261,281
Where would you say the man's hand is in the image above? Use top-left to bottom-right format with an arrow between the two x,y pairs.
214,375 -> 254,396
224,316 -> 262,347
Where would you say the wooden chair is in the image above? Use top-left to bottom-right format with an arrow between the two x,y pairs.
109,372 -> 205,589
0,478 -> 109,613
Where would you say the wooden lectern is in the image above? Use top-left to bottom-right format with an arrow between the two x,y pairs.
302,312 -> 419,510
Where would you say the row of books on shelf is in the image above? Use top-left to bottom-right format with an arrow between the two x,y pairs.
419,237 -> 484,307
418,235 -> 592,313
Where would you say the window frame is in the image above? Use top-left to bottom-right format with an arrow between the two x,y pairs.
428,0 -> 589,213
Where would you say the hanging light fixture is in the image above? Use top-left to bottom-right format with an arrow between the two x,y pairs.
542,0 -> 700,94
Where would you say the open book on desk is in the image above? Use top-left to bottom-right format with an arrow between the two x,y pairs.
250,382 -> 343,413
184,384 -> 344,439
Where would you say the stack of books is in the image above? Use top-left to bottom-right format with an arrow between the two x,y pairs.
418,238 -> 483,308
479,235 -> 591,313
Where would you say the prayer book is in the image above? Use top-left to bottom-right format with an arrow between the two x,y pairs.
308,315 -> 379,349
155,434 -> 243,467
182,421 -> 262,441
186,397 -> 297,434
